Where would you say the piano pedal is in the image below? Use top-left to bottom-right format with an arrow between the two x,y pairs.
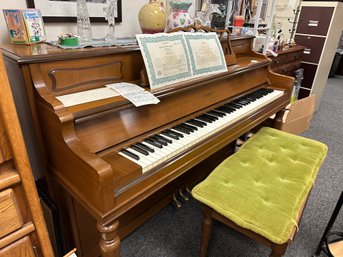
236,138 -> 244,146
185,186 -> 192,195
173,193 -> 182,208
179,189 -> 189,201
247,132 -> 255,139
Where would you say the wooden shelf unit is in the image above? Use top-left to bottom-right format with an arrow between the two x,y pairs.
0,53 -> 54,256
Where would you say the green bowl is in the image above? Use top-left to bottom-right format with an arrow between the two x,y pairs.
59,37 -> 79,46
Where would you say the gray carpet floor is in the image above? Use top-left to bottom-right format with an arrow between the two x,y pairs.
121,76 -> 343,257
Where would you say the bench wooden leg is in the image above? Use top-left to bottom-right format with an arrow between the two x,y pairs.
270,243 -> 288,257
200,206 -> 213,257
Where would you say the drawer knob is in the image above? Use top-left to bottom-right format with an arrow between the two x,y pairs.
304,48 -> 311,55
308,20 -> 319,27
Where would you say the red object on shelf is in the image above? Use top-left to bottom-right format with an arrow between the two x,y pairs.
233,15 -> 244,27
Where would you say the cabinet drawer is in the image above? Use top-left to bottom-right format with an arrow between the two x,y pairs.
0,189 -> 23,238
271,61 -> 302,76
302,63 -> 318,89
272,51 -> 303,67
296,6 -> 334,36
0,236 -> 35,257
294,35 -> 325,64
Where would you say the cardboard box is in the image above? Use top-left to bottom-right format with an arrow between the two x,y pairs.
281,95 -> 316,134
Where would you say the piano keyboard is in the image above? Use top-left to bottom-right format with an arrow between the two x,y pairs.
119,88 -> 284,173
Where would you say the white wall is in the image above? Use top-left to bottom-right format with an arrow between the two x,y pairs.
0,0 -> 149,44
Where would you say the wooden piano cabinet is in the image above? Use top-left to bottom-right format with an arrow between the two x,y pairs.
1,34 -> 294,257
0,54 -> 54,256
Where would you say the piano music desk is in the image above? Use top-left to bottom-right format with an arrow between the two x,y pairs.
1,34 -> 294,257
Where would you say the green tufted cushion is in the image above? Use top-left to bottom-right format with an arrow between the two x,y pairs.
192,127 -> 328,244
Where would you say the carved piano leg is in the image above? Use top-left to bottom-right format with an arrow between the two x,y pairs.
97,221 -> 120,257
273,108 -> 286,130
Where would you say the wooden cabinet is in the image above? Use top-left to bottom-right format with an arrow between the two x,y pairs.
294,1 -> 343,109
0,54 -> 54,256
268,45 -> 304,76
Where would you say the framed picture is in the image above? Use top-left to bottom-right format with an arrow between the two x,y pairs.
26,0 -> 122,23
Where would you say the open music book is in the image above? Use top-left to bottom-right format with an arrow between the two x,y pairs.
136,32 -> 228,90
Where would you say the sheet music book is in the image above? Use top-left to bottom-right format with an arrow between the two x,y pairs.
136,32 -> 227,90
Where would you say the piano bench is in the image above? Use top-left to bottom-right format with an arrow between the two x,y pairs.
192,127 -> 328,257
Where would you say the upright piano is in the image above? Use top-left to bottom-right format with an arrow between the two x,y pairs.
1,31 -> 294,257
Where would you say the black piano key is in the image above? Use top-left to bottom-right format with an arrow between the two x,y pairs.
151,136 -> 168,146
257,90 -> 267,94
161,131 -> 179,140
136,142 -> 155,153
224,105 -> 236,111
208,110 -> 226,117
237,99 -> 250,104
173,126 -> 190,135
155,134 -> 172,144
187,119 -> 205,127
166,129 -> 184,138
180,123 -> 198,131
197,115 -> 213,123
245,94 -> 259,99
258,89 -> 271,94
249,93 -> 263,99
131,145 -> 149,156
178,124 -> 194,133
229,103 -> 243,108
144,139 -> 163,148
214,109 -> 229,115
121,149 -> 140,160
216,107 -> 233,114
223,103 -> 236,109
202,114 -> 218,121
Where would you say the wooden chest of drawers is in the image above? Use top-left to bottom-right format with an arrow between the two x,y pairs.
0,54 -> 54,256
268,45 -> 304,77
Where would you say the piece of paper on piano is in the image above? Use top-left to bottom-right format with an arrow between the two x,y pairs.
136,32 -> 227,90
56,87 -> 119,107
183,32 -> 227,77
106,82 -> 160,107
136,33 -> 193,89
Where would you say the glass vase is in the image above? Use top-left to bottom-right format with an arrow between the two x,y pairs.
103,0 -> 117,42
77,0 -> 92,43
